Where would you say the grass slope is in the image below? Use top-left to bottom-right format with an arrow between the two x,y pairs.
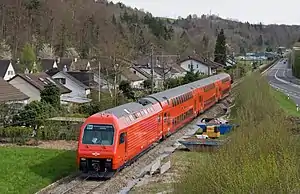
272,89 -> 300,117
174,72 -> 300,193
0,146 -> 76,194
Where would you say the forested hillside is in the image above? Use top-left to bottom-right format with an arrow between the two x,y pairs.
0,0 -> 299,64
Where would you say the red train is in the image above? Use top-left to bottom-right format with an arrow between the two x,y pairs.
77,73 -> 232,177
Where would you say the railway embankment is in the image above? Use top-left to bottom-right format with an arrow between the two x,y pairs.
173,72 -> 300,193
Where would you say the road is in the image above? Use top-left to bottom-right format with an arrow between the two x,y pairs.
266,58 -> 300,106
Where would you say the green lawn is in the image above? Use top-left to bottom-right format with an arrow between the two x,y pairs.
272,89 -> 300,117
0,146 -> 76,194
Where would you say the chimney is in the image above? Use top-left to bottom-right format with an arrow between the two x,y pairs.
63,65 -> 67,72
74,57 -> 77,62
24,68 -> 29,74
86,61 -> 91,70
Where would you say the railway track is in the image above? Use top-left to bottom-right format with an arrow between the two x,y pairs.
44,175 -> 106,194
39,97 -> 233,194
38,60 -> 279,194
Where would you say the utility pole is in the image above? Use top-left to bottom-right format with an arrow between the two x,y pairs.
150,44 -> 154,93
98,61 -> 101,102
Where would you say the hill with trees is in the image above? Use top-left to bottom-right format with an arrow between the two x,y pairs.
0,0 -> 299,66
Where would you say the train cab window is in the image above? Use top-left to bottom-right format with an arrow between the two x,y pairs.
119,133 -> 126,144
82,124 -> 114,145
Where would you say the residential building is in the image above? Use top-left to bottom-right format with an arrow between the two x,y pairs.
67,70 -> 99,89
0,77 -> 29,104
130,65 -> 151,81
120,68 -> 144,89
40,58 -> 73,72
46,68 -> 92,104
8,73 -> 71,103
179,56 -> 220,75
0,60 -> 16,80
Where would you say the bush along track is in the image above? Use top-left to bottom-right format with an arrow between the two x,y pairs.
174,72 -> 300,194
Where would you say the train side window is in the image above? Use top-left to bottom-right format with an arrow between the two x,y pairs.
158,115 -> 161,122
119,133 -> 126,144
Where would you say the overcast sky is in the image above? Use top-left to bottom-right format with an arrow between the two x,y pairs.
111,0 -> 300,25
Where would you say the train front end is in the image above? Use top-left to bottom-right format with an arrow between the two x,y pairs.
77,113 -> 118,178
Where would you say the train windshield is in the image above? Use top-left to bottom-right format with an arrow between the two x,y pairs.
82,124 -> 114,145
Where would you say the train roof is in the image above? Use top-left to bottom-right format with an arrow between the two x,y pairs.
147,84 -> 193,102
145,73 -> 230,103
98,102 -> 154,119
187,73 -> 230,88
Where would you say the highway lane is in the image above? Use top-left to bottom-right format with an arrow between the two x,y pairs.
265,59 -> 300,106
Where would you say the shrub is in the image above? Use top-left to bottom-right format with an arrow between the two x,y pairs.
0,126 -> 32,144
37,121 -> 80,141
175,72 -> 300,193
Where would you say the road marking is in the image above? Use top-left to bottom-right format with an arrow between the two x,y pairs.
274,69 -> 300,89
269,84 -> 300,99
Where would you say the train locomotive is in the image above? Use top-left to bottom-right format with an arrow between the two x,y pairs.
77,73 -> 232,178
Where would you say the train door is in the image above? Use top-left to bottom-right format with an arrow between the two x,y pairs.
194,99 -> 197,116
118,132 -> 127,164
163,111 -> 170,136
199,95 -> 203,113
215,85 -> 220,101
157,114 -> 163,140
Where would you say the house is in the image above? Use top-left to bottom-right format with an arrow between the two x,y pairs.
120,68 -> 144,89
46,68 -> 92,104
130,65 -> 151,81
8,72 -> 71,103
179,56 -> 220,75
67,70 -> 99,89
0,60 -> 16,80
0,77 -> 29,105
40,58 -> 73,72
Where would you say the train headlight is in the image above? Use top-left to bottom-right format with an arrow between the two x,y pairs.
81,158 -> 86,161
106,159 -> 111,162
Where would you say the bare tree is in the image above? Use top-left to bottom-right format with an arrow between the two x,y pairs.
0,40 -> 12,59
65,47 -> 79,58
38,43 -> 54,59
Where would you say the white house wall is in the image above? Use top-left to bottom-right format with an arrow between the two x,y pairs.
180,59 -> 212,75
52,72 -> 87,98
3,63 -> 16,81
131,80 -> 144,88
9,76 -> 41,102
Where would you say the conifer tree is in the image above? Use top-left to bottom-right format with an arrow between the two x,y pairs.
214,29 -> 227,65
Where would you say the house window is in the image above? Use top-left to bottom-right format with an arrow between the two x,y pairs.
54,78 -> 66,85
197,64 -> 199,68
8,71 -> 14,75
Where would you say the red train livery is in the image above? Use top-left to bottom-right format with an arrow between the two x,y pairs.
77,73 -> 232,177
